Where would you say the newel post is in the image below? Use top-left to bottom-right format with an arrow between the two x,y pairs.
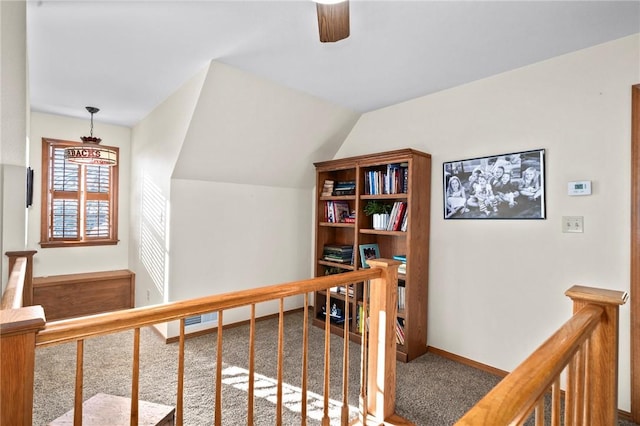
365,259 -> 406,424
0,305 -> 46,425
5,250 -> 37,306
565,285 -> 629,425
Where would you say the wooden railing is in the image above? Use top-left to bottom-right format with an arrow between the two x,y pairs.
1,251 -> 44,425
1,251 -> 629,426
456,285 -> 628,425
1,254 -> 407,425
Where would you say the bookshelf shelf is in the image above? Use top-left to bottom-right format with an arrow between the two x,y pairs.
319,195 -> 356,201
359,229 -> 407,236
319,222 -> 355,228
313,148 -> 431,363
317,260 -> 355,270
360,193 -> 408,200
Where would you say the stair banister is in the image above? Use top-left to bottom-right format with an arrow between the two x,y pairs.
5,250 -> 37,306
1,251 -> 44,426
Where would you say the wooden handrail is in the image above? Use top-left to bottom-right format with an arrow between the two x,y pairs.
1,251 -> 45,426
5,250 -> 37,306
456,285 -> 628,425
30,261 -> 407,425
455,304 -> 603,425
36,267 -> 382,347
1,257 -> 27,310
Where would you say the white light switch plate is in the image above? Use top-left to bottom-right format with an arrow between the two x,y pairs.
562,216 -> 584,233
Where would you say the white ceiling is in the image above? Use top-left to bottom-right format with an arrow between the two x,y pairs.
27,1 -> 640,128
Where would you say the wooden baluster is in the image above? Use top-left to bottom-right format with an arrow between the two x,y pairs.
177,318 -> 185,426
215,310 -> 223,426
248,304 -> 255,426
551,377 -> 561,426
301,294 -> 309,426
565,285 -> 628,425
582,339 -> 592,425
359,280 -> 369,424
565,357 -> 576,426
534,397 -> 544,426
341,283 -> 350,426
5,250 -> 37,306
130,328 -> 140,426
323,294 -> 331,425
74,340 -> 84,426
575,346 -> 586,425
277,298 -> 284,425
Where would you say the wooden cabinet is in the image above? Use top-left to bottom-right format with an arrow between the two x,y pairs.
312,149 -> 431,362
33,270 -> 135,321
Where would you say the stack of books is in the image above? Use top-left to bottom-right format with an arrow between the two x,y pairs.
337,285 -> 354,297
333,181 -> 356,196
323,244 -> 354,264
393,254 -> 407,275
321,180 -> 334,196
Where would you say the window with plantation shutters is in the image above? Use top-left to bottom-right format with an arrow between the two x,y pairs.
40,138 -> 119,247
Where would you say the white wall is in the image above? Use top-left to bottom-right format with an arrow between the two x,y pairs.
336,34 -> 639,411
129,65 -> 208,340
173,62 -> 360,188
167,179 -> 310,337
0,0 -> 28,287
28,112 -> 131,276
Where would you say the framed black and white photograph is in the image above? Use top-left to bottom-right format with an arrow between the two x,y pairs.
443,149 -> 546,220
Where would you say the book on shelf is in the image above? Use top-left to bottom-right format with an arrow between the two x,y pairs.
323,255 -> 352,264
325,201 -> 351,223
323,244 -> 353,265
385,201 -> 407,231
398,263 -> 406,275
356,305 -> 369,334
321,179 -> 335,197
332,180 -> 356,196
364,164 -> 409,195
398,286 -> 406,310
395,318 -> 405,345
400,211 -> 408,232
393,254 -> 406,262
338,285 -> 354,296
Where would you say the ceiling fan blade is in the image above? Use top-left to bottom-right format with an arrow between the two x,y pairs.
316,1 -> 350,43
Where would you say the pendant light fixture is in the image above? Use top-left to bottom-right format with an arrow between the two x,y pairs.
65,106 -> 117,166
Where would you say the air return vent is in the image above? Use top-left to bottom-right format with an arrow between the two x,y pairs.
185,312 -> 217,328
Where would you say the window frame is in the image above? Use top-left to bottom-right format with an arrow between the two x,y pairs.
40,138 -> 119,248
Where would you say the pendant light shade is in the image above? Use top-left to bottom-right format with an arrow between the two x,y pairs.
65,106 -> 117,166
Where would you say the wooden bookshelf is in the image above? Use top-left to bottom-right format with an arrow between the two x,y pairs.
312,148 -> 431,362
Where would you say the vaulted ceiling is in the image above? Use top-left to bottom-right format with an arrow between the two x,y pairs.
27,1 -> 640,128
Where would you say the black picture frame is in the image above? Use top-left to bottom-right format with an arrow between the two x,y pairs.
443,149 -> 546,220
26,167 -> 34,208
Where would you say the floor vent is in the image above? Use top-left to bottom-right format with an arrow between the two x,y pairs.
185,312 -> 217,328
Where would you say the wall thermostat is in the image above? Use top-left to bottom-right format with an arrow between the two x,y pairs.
568,180 -> 592,196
